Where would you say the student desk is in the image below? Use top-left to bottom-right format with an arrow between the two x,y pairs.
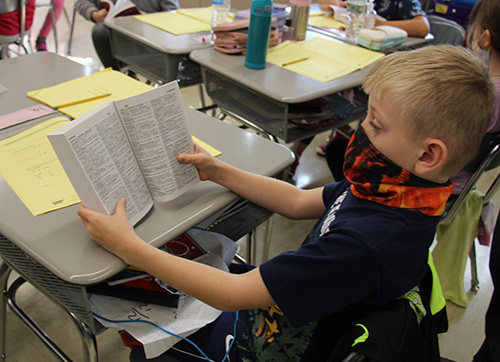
0,53 -> 294,361
190,43 -> 370,144
104,15 -> 212,86
189,29 -> 431,144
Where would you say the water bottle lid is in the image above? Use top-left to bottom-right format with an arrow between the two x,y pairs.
285,18 -> 292,26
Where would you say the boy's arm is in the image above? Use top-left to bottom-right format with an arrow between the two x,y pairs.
78,199 -> 275,311
178,144 -> 326,220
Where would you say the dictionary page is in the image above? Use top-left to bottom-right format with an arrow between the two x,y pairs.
115,82 -> 200,202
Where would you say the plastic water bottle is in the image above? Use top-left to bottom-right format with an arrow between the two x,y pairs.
364,0 -> 377,29
211,0 -> 231,32
345,0 -> 366,44
245,0 -> 273,69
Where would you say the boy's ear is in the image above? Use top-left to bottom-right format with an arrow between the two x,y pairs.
413,138 -> 448,179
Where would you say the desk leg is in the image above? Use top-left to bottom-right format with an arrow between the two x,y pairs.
3,276 -> 98,362
0,262 -> 12,360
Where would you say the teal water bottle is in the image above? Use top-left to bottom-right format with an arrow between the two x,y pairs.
244,0 -> 273,69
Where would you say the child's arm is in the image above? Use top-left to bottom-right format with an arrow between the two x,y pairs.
177,144 -> 326,220
375,15 -> 430,37
78,199 -> 275,311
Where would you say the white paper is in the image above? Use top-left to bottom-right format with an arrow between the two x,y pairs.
91,294 -> 221,358
90,229 -> 238,359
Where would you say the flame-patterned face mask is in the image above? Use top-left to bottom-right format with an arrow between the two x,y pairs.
343,125 -> 453,216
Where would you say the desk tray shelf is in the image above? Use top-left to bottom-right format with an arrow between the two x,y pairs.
110,30 -> 202,87
202,67 -> 367,143
0,235 -> 104,335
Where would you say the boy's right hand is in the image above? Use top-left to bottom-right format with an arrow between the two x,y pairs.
177,143 -> 222,182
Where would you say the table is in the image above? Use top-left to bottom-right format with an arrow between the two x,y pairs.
190,41 -> 369,144
190,28 -> 431,144
0,52 -> 294,361
104,15 -> 212,86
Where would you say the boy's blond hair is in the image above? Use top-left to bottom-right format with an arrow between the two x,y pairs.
363,45 -> 496,177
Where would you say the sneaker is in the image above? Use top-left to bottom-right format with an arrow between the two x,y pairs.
35,37 -> 47,52
316,144 -> 328,157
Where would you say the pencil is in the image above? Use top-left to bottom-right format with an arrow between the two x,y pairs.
282,57 -> 309,67
54,93 -> 112,110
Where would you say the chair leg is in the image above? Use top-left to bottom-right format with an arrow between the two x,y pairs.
470,240 -> 480,292
66,2 -> 77,55
0,262 -> 13,360
49,0 -> 58,53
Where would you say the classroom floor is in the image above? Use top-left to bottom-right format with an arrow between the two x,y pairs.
0,2 -> 497,361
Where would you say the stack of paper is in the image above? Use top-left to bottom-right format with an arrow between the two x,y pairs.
27,68 -> 152,119
266,37 -> 385,82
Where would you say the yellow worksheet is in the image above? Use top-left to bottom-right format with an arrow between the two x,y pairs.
135,7 -> 235,35
267,37 -> 384,82
27,68 -> 152,119
0,117 -> 80,216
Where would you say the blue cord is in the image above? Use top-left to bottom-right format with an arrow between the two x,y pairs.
92,310 -> 239,362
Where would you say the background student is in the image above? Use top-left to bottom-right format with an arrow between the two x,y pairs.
75,0 -> 179,70
451,0 -> 500,195
77,45 -> 494,362
319,0 -> 430,37
467,0 -> 500,360
34,0 -> 64,51
0,0 -> 36,54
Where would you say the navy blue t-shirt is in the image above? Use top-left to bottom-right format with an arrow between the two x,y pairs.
235,180 -> 441,361
374,0 -> 426,20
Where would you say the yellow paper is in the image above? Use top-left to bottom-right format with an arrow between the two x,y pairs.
308,9 -> 324,17
267,37 -> 384,82
0,117 -> 80,216
27,68 -> 152,119
308,14 -> 346,30
177,7 -> 215,24
134,7 -> 235,35
134,11 -> 211,35
193,136 -> 221,157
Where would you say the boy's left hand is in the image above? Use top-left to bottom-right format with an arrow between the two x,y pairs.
77,198 -> 140,259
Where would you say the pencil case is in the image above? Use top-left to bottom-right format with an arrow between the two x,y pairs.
213,19 -> 279,54
357,26 -> 407,51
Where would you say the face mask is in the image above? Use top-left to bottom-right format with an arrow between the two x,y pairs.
343,125 -> 453,216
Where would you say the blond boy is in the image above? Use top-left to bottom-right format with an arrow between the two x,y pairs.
79,45 -> 495,361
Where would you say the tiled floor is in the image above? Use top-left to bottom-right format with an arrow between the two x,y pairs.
1,2 -> 498,361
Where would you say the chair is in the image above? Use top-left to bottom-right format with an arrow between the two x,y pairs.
0,0 -> 32,58
427,15 -> 466,45
436,132 -> 500,293
328,258 -> 448,362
